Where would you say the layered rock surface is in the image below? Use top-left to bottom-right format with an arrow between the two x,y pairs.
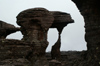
0,8 -> 74,66
72,0 -> 100,66
1,2 -> 100,65
0,20 -> 20,39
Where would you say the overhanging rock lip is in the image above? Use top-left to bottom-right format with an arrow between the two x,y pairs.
50,11 -> 74,23
50,11 -> 74,28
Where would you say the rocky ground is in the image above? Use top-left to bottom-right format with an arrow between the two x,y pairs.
46,51 -> 88,66
0,39 -> 98,66
0,50 -> 98,66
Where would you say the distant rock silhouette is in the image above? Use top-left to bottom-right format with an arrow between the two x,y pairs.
0,20 -> 20,39
0,1 -> 100,65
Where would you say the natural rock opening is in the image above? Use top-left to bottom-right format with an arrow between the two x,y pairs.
0,7 -> 75,65
71,0 -> 100,65
6,31 -> 23,40
61,0 -> 87,51
47,28 -> 58,52
0,0 -> 99,65
0,0 -> 87,51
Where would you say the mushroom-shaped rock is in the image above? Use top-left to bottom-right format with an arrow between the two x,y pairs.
50,11 -> 74,59
50,11 -> 74,29
16,8 -> 54,42
0,20 -> 20,39
16,8 -> 54,64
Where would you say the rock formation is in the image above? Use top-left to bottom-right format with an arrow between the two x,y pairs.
50,11 -> 74,59
0,39 -> 31,66
16,8 -> 54,42
0,20 -> 20,39
16,8 -> 73,63
16,8 -> 55,66
1,1 -> 99,65
0,7 -> 74,66
72,0 -> 100,66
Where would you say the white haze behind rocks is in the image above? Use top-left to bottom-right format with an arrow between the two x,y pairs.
0,0 -> 87,52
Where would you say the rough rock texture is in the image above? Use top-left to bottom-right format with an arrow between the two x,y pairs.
16,8 -> 74,61
0,40 -> 86,66
46,51 -> 88,66
0,39 -> 49,66
50,11 -> 74,59
17,8 -> 54,42
16,8 -> 55,66
49,60 -> 61,66
2,3 -> 100,65
16,8 -> 54,60
0,59 -> 31,66
0,39 -> 31,66
0,20 -> 20,39
72,0 -> 100,66
0,7 -> 74,66
0,39 -> 87,66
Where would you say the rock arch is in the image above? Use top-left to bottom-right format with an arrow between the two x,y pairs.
72,0 -> 100,65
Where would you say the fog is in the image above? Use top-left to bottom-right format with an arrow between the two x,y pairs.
0,0 -> 87,51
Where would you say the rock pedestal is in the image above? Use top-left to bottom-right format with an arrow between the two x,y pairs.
0,0 -> 99,65
16,8 -> 54,66
50,11 -> 74,59
0,7 -> 74,66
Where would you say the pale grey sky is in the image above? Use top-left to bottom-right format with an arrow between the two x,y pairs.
0,0 -> 87,51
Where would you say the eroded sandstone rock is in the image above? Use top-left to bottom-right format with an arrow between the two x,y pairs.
16,8 -> 54,66
0,20 -> 20,39
50,11 -> 74,59
72,0 -> 100,65
0,7 -> 74,66
16,8 -> 54,42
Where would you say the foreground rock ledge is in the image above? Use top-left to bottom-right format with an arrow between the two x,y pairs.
0,39 -> 48,66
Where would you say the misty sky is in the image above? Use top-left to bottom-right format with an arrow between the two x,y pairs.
0,0 -> 87,51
